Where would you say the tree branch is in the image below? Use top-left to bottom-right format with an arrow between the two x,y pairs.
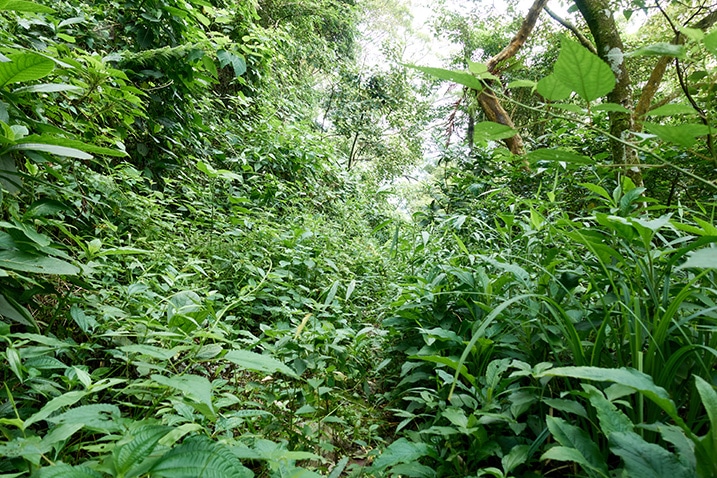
543,6 -> 597,54
486,0 -> 550,73
634,8 -> 717,125
474,0 -> 548,156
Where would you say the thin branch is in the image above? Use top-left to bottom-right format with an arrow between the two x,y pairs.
486,0 -> 550,73
634,6 -> 717,123
655,0 -> 715,161
474,0 -> 549,157
543,6 -> 597,54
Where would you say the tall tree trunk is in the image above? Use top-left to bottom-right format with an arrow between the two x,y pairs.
573,0 -> 643,186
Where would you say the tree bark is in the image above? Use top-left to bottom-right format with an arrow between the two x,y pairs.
573,0 -> 643,186
475,0 -> 549,155
634,10 -> 717,128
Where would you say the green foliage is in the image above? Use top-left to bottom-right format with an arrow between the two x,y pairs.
1,1 -> 717,477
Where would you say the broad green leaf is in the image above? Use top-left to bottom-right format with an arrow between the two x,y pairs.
151,374 -> 215,416
625,43 -> 686,59
327,456 -> 349,478
583,384 -> 634,436
502,444 -> 529,474
389,463 -> 436,478
6,346 -> 23,381
0,435 -> 50,465
680,27 -> 704,41
6,143 -> 92,159
224,349 -> 298,378
467,61 -> 498,80
0,219 -> 51,246
705,29 -> 717,56
371,438 -> 431,470
541,366 -> 679,420
645,104 -> 697,116
643,123 -> 711,147
527,148 -> 591,165
473,121 -> 517,142
24,390 -> 87,429
11,333 -> 75,349
0,0 -> 54,13
41,422 -> 84,449
196,161 -> 242,181
541,446 -> 599,471
405,64 -> 484,91
157,423 -> 203,447
542,398 -> 588,418
507,79 -> 536,89
33,464 -> 102,478
592,103 -> 630,113
323,279 -> 339,306
120,344 -> 185,360
18,135 -> 127,157
545,416 -> 608,475
580,182 -> 612,201
537,73 -> 571,101
150,436 -> 253,478
113,424 -> 171,476
0,53 -> 54,87
0,251 -> 79,275
551,103 -> 586,114
0,294 -> 35,327
345,279 -> 356,301
216,50 -> 246,77
408,354 -> 476,387
47,404 -> 121,433
694,375 -> 717,454
441,407 -> 469,429
610,431 -> 693,478
13,83 -> 83,94
554,38 -> 615,102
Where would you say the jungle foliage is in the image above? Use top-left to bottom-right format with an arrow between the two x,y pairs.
1,0 -> 717,477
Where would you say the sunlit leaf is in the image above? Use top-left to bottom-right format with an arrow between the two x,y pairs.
473,121 -> 517,142
677,247 -> 717,270
405,64 -> 484,91
151,374 -> 215,417
151,436 -> 253,478
554,38 -> 615,102
610,431 -> 693,477
705,29 -> 717,56
625,43 -> 686,59
537,73 -> 571,101
0,53 -> 54,87
0,0 -> 53,13
371,438 -> 431,470
645,104 -> 697,116
643,123 -> 711,147
540,366 -> 679,420
545,416 -> 608,474
0,251 -> 79,275
224,349 -> 298,378
33,464 -> 102,478
527,148 -> 592,165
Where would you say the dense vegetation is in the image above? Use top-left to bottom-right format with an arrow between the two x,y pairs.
1,0 -> 716,476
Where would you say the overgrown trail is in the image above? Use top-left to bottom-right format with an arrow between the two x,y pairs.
3,0 -> 717,477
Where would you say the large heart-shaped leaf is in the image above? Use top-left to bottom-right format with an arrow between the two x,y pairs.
554,38 -> 615,102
